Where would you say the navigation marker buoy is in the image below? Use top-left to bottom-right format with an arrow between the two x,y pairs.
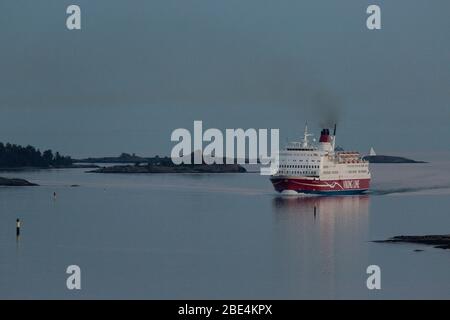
16,218 -> 21,238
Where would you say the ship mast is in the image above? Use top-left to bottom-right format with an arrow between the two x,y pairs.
302,123 -> 313,148
332,124 -> 337,151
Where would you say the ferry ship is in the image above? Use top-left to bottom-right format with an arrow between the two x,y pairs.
270,125 -> 371,195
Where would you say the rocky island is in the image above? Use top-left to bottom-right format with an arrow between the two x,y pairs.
76,153 -> 148,164
86,152 -> 247,174
90,163 -> 246,174
0,142 -> 74,168
363,155 -> 426,163
0,177 -> 38,186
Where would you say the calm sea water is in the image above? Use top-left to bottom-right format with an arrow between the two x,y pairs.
1,154 -> 450,299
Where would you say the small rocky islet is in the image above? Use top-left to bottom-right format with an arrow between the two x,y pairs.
363,155 -> 426,163
374,235 -> 450,250
0,177 -> 38,186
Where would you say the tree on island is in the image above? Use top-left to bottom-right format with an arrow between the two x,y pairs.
0,142 -> 73,168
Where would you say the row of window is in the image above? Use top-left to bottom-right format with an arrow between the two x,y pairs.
278,171 -> 317,176
322,170 -> 367,175
285,153 -> 319,156
344,170 -> 368,174
279,164 -> 319,169
282,159 -> 318,162
345,164 -> 367,168
278,170 -> 368,176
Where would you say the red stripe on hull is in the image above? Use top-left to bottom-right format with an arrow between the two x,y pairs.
270,177 -> 370,193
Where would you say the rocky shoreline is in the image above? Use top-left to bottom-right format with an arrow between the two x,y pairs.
374,235 -> 450,250
0,177 -> 38,186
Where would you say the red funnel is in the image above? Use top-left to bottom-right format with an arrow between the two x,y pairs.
319,129 -> 331,143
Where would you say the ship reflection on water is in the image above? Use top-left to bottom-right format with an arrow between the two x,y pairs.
271,195 -> 371,298
273,195 -> 370,218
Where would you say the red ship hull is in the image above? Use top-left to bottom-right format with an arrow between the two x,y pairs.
270,177 -> 370,195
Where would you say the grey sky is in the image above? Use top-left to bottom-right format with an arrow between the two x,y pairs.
1,0 -> 449,157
